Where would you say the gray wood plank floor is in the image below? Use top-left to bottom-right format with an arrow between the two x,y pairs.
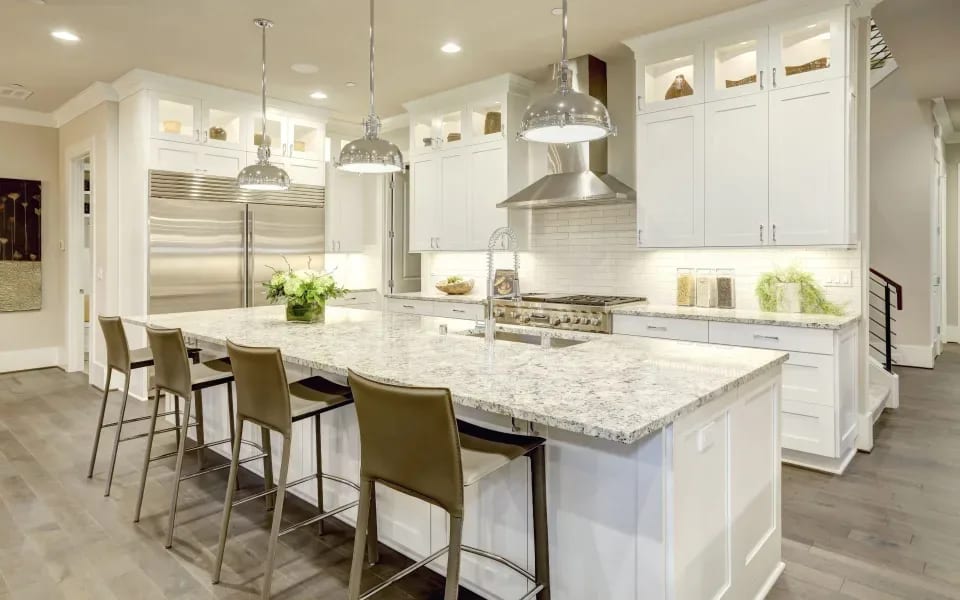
1,347 -> 959,599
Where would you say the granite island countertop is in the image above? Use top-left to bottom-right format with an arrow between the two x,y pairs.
612,303 -> 860,330
125,306 -> 787,444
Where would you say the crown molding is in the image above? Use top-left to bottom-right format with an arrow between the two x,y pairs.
0,105 -> 56,128
53,81 -> 118,127
932,97 -> 955,141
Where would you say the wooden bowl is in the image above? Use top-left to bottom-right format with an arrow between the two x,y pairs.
435,278 -> 474,295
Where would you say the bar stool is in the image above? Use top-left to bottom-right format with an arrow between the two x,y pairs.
137,326 -> 251,549
212,340 -> 365,600
89,316 -> 200,497
346,370 -> 551,600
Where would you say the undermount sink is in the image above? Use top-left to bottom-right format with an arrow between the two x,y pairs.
465,330 -> 587,348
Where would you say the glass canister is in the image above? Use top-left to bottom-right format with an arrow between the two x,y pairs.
676,268 -> 696,306
695,269 -> 718,308
716,268 -> 736,309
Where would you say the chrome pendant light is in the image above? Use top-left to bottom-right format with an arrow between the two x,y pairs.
237,18 -> 291,191
337,0 -> 403,173
518,0 -> 615,144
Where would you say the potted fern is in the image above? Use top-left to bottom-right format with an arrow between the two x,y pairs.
756,266 -> 844,316
263,259 -> 348,323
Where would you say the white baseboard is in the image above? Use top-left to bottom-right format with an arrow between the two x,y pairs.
893,343 -> 935,369
0,346 -> 61,374
944,326 -> 960,344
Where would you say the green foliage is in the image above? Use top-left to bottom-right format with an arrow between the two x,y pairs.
263,257 -> 348,307
755,265 -> 844,315
444,275 -> 464,284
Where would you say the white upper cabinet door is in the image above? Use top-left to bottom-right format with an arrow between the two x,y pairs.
325,166 -> 365,253
287,118 -> 325,161
705,93 -> 769,246
636,104 -> 705,248
153,92 -> 202,144
705,28 -> 769,102
200,101 -> 245,150
637,41 -> 704,113
282,156 -> 325,187
769,8 -> 846,89
197,147 -> 245,178
769,78 -> 845,245
466,142 -> 508,249
410,113 -> 438,156
437,107 -> 468,151
151,140 -> 200,173
469,98 -> 507,145
249,112 -> 286,155
410,155 -> 440,252
438,148 -> 468,250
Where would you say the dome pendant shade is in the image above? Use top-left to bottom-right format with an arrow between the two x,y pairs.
337,0 -> 403,174
238,18 -> 290,192
518,0 -> 615,144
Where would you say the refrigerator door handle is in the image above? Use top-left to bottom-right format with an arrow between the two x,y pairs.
241,207 -> 250,307
247,207 -> 255,307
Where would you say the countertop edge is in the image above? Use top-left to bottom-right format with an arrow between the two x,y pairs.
385,292 -> 486,305
611,305 -> 861,330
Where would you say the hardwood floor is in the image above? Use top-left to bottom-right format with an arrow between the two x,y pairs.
0,349 -> 959,599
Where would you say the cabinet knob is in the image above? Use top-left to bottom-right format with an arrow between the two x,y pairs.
772,224 -> 777,242
759,70 -> 764,90
772,67 -> 777,87
760,224 -> 764,242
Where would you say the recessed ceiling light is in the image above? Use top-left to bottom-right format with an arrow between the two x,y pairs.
51,30 -> 80,42
441,41 -> 462,54
309,90 -> 327,100
551,7 -> 563,15
291,63 -> 319,74
345,81 -> 357,87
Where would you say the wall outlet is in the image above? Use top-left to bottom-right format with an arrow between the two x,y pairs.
822,269 -> 853,287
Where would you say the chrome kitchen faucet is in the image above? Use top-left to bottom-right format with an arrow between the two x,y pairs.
485,227 -> 520,346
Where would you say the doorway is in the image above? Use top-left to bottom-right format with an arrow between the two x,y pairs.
65,143 -> 95,377
933,152 -> 945,356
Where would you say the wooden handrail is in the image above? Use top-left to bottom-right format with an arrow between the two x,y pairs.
869,268 -> 903,310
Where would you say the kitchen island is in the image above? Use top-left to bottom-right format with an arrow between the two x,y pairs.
126,305 -> 787,600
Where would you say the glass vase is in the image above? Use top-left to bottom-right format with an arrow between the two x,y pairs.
286,300 -> 325,323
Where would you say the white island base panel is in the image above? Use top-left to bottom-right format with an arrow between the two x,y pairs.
171,347 -> 783,600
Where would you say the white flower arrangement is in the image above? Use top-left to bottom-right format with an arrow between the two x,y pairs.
263,258 -> 348,307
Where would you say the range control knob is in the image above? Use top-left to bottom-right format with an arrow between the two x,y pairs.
550,316 -> 562,326
590,317 -> 602,326
494,309 -> 505,318
571,316 -> 581,324
561,315 -> 572,323
521,314 -> 532,323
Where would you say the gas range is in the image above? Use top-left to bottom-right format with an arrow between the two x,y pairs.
492,293 -> 645,334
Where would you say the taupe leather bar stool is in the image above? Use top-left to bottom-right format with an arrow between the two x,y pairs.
347,370 -> 551,600
89,316 -> 200,497
212,340 -> 365,600
138,326 -> 252,549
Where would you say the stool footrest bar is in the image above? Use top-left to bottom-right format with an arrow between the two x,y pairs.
359,545 -> 450,600
232,474 -> 319,507
120,422 -> 197,443
148,438 -> 263,463
178,453 -> 266,482
278,500 -> 359,536
461,545 -> 537,582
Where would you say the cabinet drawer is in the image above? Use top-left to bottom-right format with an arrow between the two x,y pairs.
433,302 -> 483,320
385,298 -> 434,316
708,321 -> 833,355
781,399 -> 836,457
782,352 -> 835,407
329,290 -> 379,308
612,315 -> 709,342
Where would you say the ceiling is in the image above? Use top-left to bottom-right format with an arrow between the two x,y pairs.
1,0 -> 757,121
872,0 -> 960,100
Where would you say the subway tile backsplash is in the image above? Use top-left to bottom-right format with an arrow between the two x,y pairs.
422,204 -> 862,314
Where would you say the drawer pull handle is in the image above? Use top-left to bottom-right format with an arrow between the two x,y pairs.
402,304 -> 415,309
646,325 -> 667,331
452,309 -> 466,313
753,334 -> 780,342
346,297 -> 357,301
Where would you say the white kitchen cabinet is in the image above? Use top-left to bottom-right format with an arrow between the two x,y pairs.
705,28 -> 769,102
704,93 -> 769,246
769,8 -> 846,89
769,78 -> 846,245
636,104 -> 704,248
636,41 -> 705,113
326,290 -> 380,310
410,154 -> 441,252
250,113 -> 324,162
614,314 -> 859,474
405,74 -> 533,252
151,140 -> 245,177
243,152 -> 324,187
152,92 -> 202,144
385,297 -> 483,321
324,166 -> 366,253
466,142 -> 508,250
201,100 -> 246,150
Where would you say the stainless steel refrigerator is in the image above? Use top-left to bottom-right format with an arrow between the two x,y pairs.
148,170 -> 325,314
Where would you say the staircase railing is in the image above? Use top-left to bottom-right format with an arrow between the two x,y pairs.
869,268 -> 902,372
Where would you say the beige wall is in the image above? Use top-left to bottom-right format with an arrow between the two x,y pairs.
59,102 -> 119,378
946,143 -> 959,328
0,121 -> 61,366
870,68 -> 936,351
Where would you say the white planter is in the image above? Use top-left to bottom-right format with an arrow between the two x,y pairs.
776,282 -> 802,313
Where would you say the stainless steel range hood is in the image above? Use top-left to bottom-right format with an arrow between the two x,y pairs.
499,55 -> 635,209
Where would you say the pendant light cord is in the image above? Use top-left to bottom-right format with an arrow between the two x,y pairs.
561,0 -> 568,66
261,23 -> 267,142
368,0 -> 376,120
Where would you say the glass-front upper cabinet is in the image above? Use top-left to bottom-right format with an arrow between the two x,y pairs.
153,92 -> 202,144
250,114 -> 284,155
705,29 -> 769,101
637,42 -> 704,112
288,118 -> 324,161
470,99 -> 505,144
439,108 -> 465,148
770,8 -> 845,88
201,103 -> 244,150
411,114 -> 437,154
